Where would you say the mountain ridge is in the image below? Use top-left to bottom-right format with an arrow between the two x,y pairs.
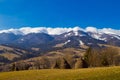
0,28 -> 119,50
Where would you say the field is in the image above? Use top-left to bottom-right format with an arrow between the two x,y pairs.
0,66 -> 120,80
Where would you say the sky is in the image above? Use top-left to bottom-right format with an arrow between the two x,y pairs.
0,0 -> 120,30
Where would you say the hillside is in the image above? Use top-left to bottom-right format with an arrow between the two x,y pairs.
1,46 -> 120,72
0,45 -> 32,65
0,66 -> 120,80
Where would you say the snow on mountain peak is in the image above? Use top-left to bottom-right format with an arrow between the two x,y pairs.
84,27 -> 120,41
0,26 -> 120,36
85,27 -> 120,36
0,26 -> 83,35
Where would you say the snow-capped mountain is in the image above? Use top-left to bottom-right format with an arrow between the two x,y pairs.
85,27 -> 119,41
0,26 -> 120,50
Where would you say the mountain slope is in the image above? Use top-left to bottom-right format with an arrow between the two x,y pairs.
0,45 -> 31,65
0,33 -> 21,44
0,28 -> 120,52
16,33 -> 54,47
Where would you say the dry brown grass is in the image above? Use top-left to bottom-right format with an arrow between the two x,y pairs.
0,66 -> 120,80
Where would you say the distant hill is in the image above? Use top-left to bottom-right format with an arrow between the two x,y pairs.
0,45 -> 32,65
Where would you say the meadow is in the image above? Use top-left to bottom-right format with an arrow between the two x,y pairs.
0,66 -> 120,80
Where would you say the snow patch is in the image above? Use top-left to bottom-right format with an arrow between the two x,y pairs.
21,39 -> 24,41
74,31 -> 79,36
64,33 -> 72,37
88,43 -> 92,45
79,40 -> 84,45
64,40 -> 71,45
114,35 -> 120,40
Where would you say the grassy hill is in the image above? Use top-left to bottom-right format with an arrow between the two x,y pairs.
0,66 -> 120,80
0,45 -> 32,65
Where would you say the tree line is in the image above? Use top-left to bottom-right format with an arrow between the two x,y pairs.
0,47 -> 120,72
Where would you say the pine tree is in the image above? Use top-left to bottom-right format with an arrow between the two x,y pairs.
83,47 -> 92,67
53,61 -> 60,69
75,58 -> 83,69
60,58 -> 71,69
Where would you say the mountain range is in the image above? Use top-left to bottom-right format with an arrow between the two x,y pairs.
0,27 -> 120,52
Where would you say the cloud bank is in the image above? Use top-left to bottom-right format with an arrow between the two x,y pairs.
0,26 -> 120,35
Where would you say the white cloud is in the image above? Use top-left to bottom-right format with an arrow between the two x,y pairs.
86,26 -> 98,33
85,27 -> 120,35
100,28 -> 120,35
0,26 -> 82,35
19,27 -> 48,35
0,26 -> 120,36
47,27 -> 71,35
0,28 -> 23,35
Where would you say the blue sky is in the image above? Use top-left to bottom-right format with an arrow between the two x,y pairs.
0,0 -> 120,29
